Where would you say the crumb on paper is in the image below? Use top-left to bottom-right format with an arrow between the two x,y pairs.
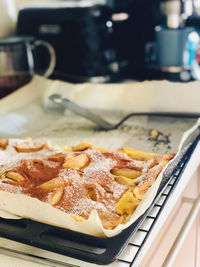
150,129 -> 158,138
148,129 -> 172,148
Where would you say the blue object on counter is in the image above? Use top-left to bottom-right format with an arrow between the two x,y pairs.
185,31 -> 199,67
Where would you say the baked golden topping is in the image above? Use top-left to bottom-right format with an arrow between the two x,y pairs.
0,139 -> 175,230
50,189 -> 64,206
71,141 -> 92,151
38,177 -> 65,190
1,171 -> 25,183
63,153 -> 89,169
0,139 -> 8,150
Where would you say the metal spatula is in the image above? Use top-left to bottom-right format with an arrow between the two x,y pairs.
49,94 -> 200,131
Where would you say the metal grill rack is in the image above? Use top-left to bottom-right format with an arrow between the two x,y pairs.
116,158 -> 188,267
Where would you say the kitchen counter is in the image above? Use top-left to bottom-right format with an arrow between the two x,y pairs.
0,141 -> 199,267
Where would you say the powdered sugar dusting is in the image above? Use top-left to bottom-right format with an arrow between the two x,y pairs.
0,138 -> 171,229
0,139 -> 61,174
56,149 -> 128,218
70,198 -> 108,217
135,163 -> 163,185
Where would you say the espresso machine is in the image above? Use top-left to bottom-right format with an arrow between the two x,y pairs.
17,0 -> 200,82
118,0 -> 200,81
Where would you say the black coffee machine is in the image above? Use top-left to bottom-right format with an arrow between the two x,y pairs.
17,0 -> 118,83
17,0 -> 200,82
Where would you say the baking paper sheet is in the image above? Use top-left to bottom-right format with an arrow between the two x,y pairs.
0,76 -> 199,237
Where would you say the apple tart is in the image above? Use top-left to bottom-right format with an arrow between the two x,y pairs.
0,138 -> 175,235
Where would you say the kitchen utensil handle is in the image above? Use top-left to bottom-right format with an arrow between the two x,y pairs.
61,97 -> 114,130
49,94 -> 114,130
33,40 -> 56,78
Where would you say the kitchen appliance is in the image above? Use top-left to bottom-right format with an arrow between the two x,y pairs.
16,0 -> 200,82
17,0 -> 119,83
0,36 -> 56,98
132,0 -> 200,81
17,0 -> 200,82
113,0 -> 200,81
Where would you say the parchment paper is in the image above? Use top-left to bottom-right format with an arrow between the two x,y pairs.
0,76 -> 199,237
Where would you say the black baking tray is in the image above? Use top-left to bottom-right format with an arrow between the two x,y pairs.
0,129 -> 199,265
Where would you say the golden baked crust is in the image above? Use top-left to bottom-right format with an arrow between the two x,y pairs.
0,138 -> 175,230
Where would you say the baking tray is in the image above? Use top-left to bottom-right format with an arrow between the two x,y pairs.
0,126 -> 199,265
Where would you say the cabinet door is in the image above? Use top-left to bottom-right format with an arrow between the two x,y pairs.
140,167 -> 200,267
172,167 -> 200,267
